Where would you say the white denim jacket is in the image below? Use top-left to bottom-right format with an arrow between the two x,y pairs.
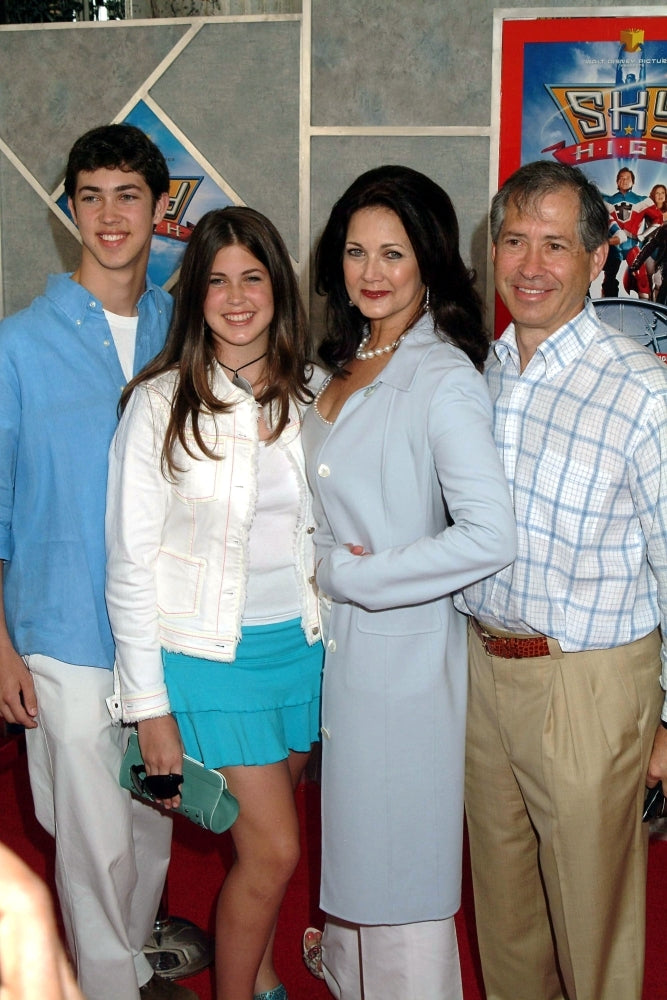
105,363 -> 323,723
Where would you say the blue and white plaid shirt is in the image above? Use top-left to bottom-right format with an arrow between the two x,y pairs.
458,301 -> 667,708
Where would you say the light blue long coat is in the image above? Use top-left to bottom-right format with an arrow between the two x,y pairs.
302,316 -> 516,924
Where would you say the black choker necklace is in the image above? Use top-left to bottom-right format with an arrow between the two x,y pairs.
218,351 -> 268,395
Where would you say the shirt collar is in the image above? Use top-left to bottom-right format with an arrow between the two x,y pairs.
492,300 -> 599,379
45,271 -> 158,321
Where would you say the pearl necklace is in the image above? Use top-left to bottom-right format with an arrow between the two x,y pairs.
355,331 -> 407,360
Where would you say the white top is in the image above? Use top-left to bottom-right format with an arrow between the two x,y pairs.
243,438 -> 301,624
104,310 -> 138,381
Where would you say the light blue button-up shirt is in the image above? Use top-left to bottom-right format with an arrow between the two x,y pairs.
459,301 -> 667,713
0,272 -> 171,669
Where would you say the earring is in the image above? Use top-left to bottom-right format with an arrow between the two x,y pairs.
348,299 -> 354,307
425,287 -> 430,310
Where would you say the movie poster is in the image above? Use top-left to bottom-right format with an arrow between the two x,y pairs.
495,10 -> 667,333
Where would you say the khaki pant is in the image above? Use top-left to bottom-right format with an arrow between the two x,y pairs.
465,627 -> 662,1000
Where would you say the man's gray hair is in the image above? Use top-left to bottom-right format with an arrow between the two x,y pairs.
490,160 -> 609,252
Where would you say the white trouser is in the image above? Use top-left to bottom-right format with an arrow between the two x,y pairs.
24,654 -> 173,1000
321,916 -> 463,1000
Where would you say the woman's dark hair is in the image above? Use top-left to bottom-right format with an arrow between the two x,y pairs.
120,206 -> 313,477
314,165 -> 488,372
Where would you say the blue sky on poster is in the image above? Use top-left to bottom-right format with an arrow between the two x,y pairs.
521,39 -> 667,199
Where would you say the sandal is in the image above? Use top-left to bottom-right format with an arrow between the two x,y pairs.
254,986 -> 287,1000
302,926 -> 324,980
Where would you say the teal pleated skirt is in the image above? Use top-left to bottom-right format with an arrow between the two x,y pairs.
162,617 -> 324,769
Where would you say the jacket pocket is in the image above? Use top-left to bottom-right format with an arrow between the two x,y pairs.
355,602 -> 442,636
173,435 -> 225,502
157,548 -> 205,617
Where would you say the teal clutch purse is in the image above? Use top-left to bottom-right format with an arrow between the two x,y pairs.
120,730 -> 239,834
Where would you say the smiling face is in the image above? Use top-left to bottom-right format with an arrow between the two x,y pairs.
617,169 -> 634,193
203,243 -> 275,366
492,187 -> 607,351
68,166 -> 167,280
653,185 -> 667,211
343,206 -> 425,339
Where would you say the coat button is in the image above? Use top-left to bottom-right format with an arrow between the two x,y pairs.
318,463 -> 330,477
327,638 -> 336,652
321,726 -> 331,739
307,525 -> 315,534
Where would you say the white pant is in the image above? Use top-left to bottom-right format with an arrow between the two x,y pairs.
24,654 -> 173,1000
321,916 -> 463,1000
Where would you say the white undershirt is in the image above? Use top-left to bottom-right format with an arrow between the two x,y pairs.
104,310 -> 138,381
243,438 -> 301,625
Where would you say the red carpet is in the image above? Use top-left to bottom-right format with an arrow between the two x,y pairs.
2,733 -> 667,999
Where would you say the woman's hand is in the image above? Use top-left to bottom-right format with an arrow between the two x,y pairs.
137,715 -> 184,809
345,543 -> 371,556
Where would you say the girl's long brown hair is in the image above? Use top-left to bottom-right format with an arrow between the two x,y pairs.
120,206 -> 314,477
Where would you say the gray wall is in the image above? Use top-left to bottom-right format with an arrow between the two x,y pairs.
1,1 -> 665,329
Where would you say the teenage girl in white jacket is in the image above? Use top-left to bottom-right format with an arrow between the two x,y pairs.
106,207 -> 324,1000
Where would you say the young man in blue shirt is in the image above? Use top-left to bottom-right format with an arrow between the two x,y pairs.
0,124 -> 197,1000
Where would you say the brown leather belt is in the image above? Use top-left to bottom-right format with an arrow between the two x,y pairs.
471,617 -> 551,659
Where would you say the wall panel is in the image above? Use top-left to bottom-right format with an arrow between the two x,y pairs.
2,1 -> 667,323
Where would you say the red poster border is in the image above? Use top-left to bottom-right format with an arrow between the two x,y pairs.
499,14 -> 667,185
494,12 -> 667,335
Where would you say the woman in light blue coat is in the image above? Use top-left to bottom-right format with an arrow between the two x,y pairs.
302,166 -> 517,999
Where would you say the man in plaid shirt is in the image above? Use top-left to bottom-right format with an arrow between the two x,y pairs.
459,160 -> 667,1000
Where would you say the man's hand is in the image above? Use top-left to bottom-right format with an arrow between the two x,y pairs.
646,723 -> 667,788
0,567 -> 38,728
0,643 -> 37,729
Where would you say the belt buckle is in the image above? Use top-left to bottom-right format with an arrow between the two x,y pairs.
472,617 -> 495,655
